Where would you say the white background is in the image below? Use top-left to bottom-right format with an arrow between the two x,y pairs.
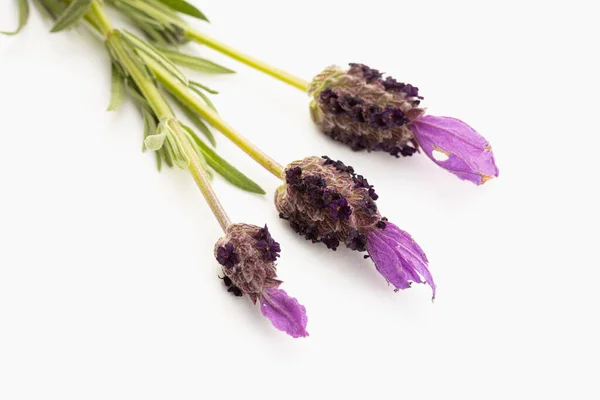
1,0 -> 598,399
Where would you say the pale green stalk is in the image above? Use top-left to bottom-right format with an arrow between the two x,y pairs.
88,1 -> 231,231
185,28 -> 309,93
142,54 -> 286,180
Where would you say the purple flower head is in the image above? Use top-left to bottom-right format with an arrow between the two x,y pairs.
275,156 -> 434,296
308,64 -> 423,158
214,223 -> 308,338
409,116 -> 499,185
307,65 -> 498,184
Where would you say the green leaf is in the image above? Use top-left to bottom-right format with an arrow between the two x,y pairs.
170,95 -> 216,146
190,80 -> 219,95
1,0 -> 30,36
155,0 -> 208,21
159,48 -> 235,74
108,64 -> 125,111
190,84 -> 218,113
120,29 -> 188,85
183,126 -> 266,194
144,117 -> 170,151
50,0 -> 92,33
142,108 -> 157,151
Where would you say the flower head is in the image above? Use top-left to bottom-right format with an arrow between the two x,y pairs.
307,64 -> 498,184
214,223 -> 308,338
275,156 -> 435,297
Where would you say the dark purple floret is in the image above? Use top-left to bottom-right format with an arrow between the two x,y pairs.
400,146 -> 417,157
220,275 -> 244,297
382,77 -> 422,99
253,225 -> 281,261
285,167 -> 302,186
256,237 -> 281,261
368,188 -> 379,201
362,198 -> 379,216
370,109 -> 392,130
347,230 -> 368,252
322,236 -> 340,251
388,107 -> 408,126
328,197 -> 352,220
216,243 -> 239,269
375,220 -> 387,229
320,88 -> 344,115
349,63 -> 383,83
352,174 -> 378,200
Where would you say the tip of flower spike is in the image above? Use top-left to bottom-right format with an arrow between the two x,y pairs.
410,116 -> 499,185
366,222 -> 436,299
260,288 -> 309,338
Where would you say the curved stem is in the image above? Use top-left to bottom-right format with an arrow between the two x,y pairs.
144,56 -> 286,180
185,28 -> 309,93
88,3 -> 232,232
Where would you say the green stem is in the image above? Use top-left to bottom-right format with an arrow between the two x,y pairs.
90,1 -> 112,37
88,3 -> 232,232
169,121 -> 231,232
144,55 -> 286,180
185,28 -> 309,93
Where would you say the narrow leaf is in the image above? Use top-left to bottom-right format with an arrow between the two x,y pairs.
190,80 -> 219,95
159,48 -> 235,74
155,150 -> 163,171
190,85 -> 218,113
120,29 -> 188,85
183,126 -> 266,194
142,109 -> 157,151
108,64 -> 125,111
50,0 -> 92,33
1,0 -> 30,35
155,0 -> 209,21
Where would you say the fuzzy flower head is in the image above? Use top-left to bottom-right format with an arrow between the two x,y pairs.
275,156 -> 436,298
308,64 -> 498,185
214,223 -> 308,338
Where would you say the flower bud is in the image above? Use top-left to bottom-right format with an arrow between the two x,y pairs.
308,64 -> 498,185
275,156 -> 436,298
214,223 -> 308,338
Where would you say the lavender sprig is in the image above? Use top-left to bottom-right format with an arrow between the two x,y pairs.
97,0 -> 498,185
4,0 -> 308,338
139,56 -> 437,299
309,64 -> 499,185
276,156 -> 435,298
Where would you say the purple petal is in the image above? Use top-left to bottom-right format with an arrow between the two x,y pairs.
410,115 -> 499,185
259,288 -> 309,338
367,222 -> 436,299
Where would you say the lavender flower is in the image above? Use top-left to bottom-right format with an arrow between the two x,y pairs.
308,64 -> 498,185
215,223 -> 308,338
275,156 -> 436,298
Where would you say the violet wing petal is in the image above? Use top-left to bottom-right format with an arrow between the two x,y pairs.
367,222 -> 436,299
260,288 -> 309,338
410,115 -> 499,185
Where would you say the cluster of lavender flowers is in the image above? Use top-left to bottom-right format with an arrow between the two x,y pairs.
309,64 -> 424,157
308,64 -> 498,185
275,156 -> 436,298
215,223 -> 308,338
